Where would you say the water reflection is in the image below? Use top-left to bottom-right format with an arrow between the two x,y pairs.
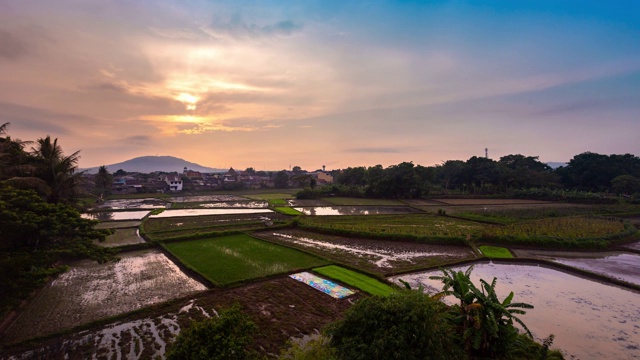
552,253 -> 640,286
294,206 -> 421,216
82,211 -> 150,221
93,198 -> 168,210
149,209 -> 273,218
389,262 -> 640,360
198,201 -> 268,208
169,195 -> 247,202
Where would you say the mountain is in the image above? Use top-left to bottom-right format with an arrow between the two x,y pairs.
82,156 -> 225,174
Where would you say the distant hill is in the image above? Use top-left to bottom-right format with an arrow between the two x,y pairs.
82,156 -> 225,174
546,162 -> 568,169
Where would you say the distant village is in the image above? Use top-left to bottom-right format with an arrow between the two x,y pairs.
84,166 -> 334,195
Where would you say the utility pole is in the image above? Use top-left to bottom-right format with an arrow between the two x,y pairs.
485,148 -> 488,159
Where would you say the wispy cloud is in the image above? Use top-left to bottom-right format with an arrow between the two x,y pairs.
345,147 -> 405,154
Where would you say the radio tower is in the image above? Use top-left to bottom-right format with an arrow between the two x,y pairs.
485,148 -> 488,159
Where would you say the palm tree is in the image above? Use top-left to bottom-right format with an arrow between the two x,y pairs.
30,136 -> 83,203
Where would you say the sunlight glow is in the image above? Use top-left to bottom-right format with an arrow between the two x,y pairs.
176,93 -> 199,110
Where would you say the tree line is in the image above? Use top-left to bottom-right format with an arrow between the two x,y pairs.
322,153 -> 640,199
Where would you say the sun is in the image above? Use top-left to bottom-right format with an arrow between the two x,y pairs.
176,93 -> 199,110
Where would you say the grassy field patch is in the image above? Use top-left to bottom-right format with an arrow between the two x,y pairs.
274,207 -> 303,215
243,192 -> 296,200
313,265 -> 395,296
164,234 -> 330,286
484,217 -> 625,239
481,216 -> 634,248
478,245 -> 513,259
301,214 -> 485,239
269,199 -> 287,206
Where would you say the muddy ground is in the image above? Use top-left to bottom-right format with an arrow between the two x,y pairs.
4,250 -> 206,344
1,277 -> 362,359
97,228 -> 145,247
253,229 -> 476,275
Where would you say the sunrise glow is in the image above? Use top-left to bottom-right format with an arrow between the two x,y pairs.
0,1 -> 637,170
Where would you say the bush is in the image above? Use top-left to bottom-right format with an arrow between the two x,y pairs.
166,304 -> 257,360
327,290 -> 465,360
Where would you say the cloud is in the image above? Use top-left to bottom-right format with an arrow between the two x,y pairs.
122,135 -> 152,145
345,147 -> 405,154
83,81 -> 129,93
0,29 -> 28,60
262,21 -> 303,36
0,101 -> 104,136
204,14 -> 303,40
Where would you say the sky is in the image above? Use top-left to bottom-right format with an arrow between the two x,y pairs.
1,0 -> 639,171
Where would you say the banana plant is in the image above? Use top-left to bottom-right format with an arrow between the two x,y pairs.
430,266 -> 534,358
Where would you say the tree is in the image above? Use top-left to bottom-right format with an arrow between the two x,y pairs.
327,290 -> 465,360
462,156 -> 502,193
611,175 -> 640,195
166,304 -> 257,360
292,165 -> 303,174
94,165 -> 113,198
30,136 -> 83,203
0,122 -> 40,187
436,160 -> 465,191
336,167 -> 367,187
499,154 -> 559,189
274,170 -> 290,188
0,184 -> 114,311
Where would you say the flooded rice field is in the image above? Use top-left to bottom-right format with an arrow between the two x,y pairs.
82,210 -> 150,221
92,198 -> 168,210
198,201 -> 269,208
3,277 -> 361,359
512,249 -> 640,286
98,228 -> 146,247
389,262 -> 640,360
622,240 -> 640,251
169,195 -> 247,202
6,249 -> 206,343
148,208 -> 273,218
553,254 -> 640,286
294,206 -> 422,216
254,229 -> 475,274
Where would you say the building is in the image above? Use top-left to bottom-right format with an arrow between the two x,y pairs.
159,174 -> 183,191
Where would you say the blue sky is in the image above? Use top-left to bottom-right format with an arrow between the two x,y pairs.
1,0 -> 638,170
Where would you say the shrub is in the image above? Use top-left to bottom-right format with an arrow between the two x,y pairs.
327,290 -> 465,360
166,304 -> 257,360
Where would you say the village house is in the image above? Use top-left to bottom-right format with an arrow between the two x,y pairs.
158,173 -> 183,191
